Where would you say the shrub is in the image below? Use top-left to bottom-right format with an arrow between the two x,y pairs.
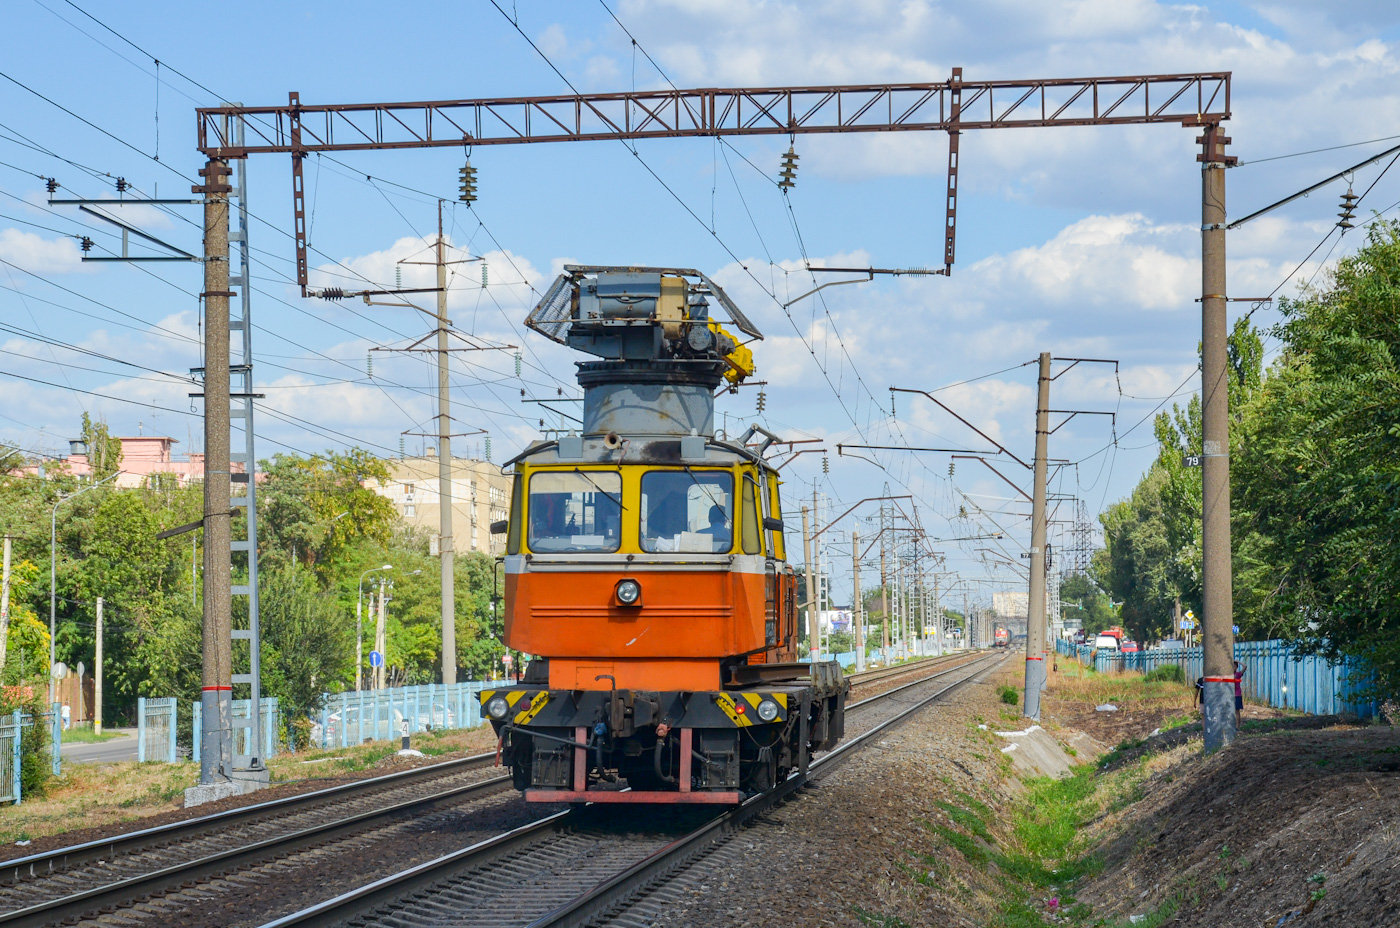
1144,664 -> 1185,684
998,684 -> 1020,705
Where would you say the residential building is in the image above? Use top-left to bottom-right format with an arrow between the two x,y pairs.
369,452 -> 512,556
23,436 -> 243,489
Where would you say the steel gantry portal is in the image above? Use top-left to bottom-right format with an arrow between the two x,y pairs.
191,68 -> 1240,753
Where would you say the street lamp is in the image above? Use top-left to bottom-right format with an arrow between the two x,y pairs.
50,469 -> 121,702
357,564 -> 392,691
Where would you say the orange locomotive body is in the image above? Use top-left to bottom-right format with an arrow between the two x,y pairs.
480,266 -> 848,803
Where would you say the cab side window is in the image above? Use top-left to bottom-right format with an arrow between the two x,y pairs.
506,473 -> 523,555
766,473 -> 786,561
741,476 -> 761,555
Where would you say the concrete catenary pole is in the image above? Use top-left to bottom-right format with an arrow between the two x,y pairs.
801,505 -> 819,662
376,577 -> 389,690
200,157 -> 234,785
852,530 -> 865,671
436,204 -> 457,686
93,596 -> 103,734
933,572 -> 942,656
1200,123 -> 1237,751
879,510 -> 890,662
0,536 -> 10,677
1024,351 -> 1051,720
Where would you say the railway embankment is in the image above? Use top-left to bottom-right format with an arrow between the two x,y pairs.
648,658 -> 1397,928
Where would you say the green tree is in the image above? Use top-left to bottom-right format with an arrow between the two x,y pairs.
1233,221 -> 1400,696
257,564 -> 351,723
79,413 -> 122,481
1059,573 -> 1116,635
260,450 -> 398,575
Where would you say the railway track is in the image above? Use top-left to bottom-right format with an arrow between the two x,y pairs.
260,650 -> 1008,928
0,751 -> 512,928
846,649 -> 987,691
0,652 -> 991,927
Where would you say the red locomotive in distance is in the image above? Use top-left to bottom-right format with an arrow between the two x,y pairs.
993,627 -> 1011,648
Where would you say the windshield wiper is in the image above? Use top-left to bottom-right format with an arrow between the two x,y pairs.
572,468 -> 626,511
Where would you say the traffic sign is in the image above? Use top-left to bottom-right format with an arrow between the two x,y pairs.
1232,625 -> 1240,634
1180,619 -> 1195,629
369,650 -> 384,668
502,654 -> 514,667
51,661 -> 68,680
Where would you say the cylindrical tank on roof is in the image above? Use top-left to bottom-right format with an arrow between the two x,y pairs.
576,359 -> 725,438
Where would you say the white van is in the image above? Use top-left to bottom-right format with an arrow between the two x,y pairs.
1094,634 -> 1121,650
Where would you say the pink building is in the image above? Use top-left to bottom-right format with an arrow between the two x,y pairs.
30,436 -> 247,488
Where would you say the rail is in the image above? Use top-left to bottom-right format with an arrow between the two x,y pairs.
260,651 -> 1008,927
0,751 -> 505,927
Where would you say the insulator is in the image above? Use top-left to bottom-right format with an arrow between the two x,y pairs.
319,287 -> 346,301
756,390 -> 766,413
484,436 -> 491,461
395,266 -> 402,288
44,177 -> 58,194
458,162 -> 478,203
114,177 -> 128,193
778,146 -> 799,189
948,461 -> 955,477
1338,186 -> 1358,229
481,262 -> 488,287
366,351 -> 373,377
822,454 -> 829,474
79,236 -> 93,253
514,351 -> 522,377
398,436 -> 405,458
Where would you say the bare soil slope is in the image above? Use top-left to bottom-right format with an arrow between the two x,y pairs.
1080,723 -> 1400,927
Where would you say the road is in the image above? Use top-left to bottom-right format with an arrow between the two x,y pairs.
61,729 -> 138,764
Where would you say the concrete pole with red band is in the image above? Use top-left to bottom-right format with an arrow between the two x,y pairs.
199,157 -> 235,785
1199,123 -> 1238,752
1023,352 -> 1051,719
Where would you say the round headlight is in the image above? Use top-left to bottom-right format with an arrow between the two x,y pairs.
616,579 -> 641,605
487,697 -> 509,720
757,699 -> 779,722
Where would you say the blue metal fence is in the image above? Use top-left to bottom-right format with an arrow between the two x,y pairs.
0,707 -> 59,805
318,682 -> 493,750
137,696 -> 178,763
190,697 -> 281,765
1056,638 -> 1377,718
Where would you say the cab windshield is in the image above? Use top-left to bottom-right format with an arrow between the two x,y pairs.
528,471 -> 622,552
640,470 -> 733,553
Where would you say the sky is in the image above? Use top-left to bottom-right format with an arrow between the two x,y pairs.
2,0 -> 1398,610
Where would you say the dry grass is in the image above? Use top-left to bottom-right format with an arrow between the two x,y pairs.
1,723 -> 500,846
1047,660 -> 1196,713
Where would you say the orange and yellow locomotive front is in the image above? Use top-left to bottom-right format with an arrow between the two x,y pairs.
481,445 -> 839,802
504,458 -> 789,693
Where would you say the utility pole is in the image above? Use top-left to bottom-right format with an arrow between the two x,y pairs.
375,576 -> 389,690
199,157 -> 234,786
1024,352 -> 1051,720
812,487 -> 821,660
1200,123 -> 1237,752
852,530 -> 865,671
932,572 -> 941,656
879,508 -> 890,663
0,536 -> 10,678
801,505 -> 819,662
94,597 -> 103,734
435,205 -> 457,686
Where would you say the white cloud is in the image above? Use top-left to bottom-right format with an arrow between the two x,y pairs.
0,228 -> 92,275
970,214 -> 1196,310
